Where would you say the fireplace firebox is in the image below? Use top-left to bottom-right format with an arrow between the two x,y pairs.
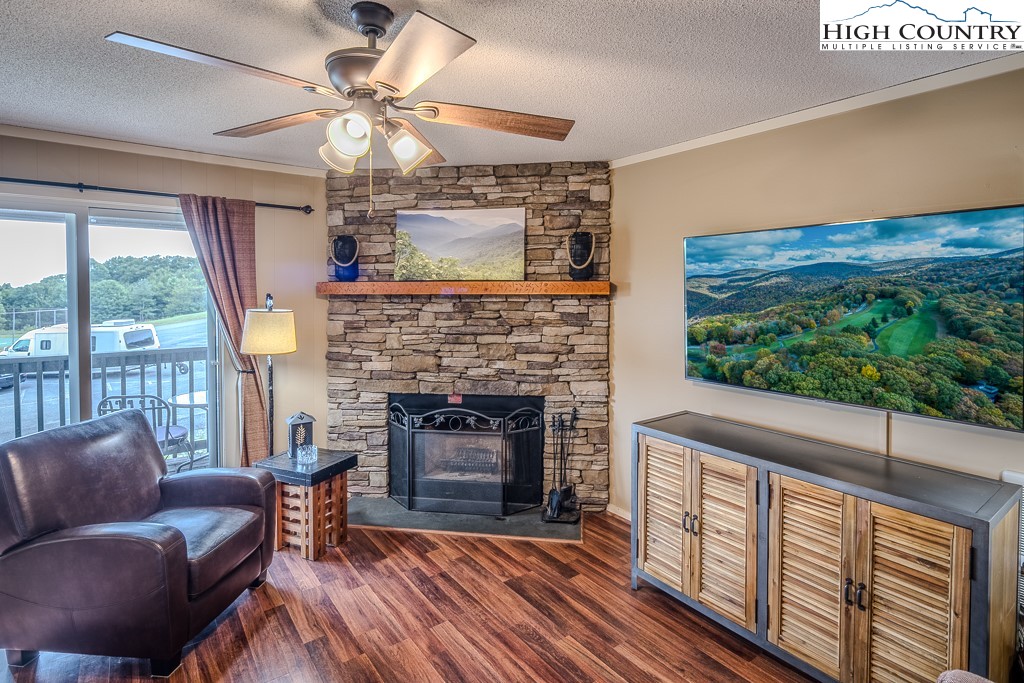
388,394 -> 544,515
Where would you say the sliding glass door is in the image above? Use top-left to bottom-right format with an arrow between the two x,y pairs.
0,202 -> 219,468
88,209 -> 219,469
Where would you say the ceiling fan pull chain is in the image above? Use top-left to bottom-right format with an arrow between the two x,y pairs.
367,146 -> 376,219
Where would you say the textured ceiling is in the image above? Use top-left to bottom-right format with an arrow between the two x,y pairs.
0,0 -> 1012,170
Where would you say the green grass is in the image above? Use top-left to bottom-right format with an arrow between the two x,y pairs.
876,300 -> 939,358
147,311 -> 207,326
726,298 -> 898,354
693,298 -> 944,363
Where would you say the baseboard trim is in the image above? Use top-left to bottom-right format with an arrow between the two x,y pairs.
605,503 -> 630,521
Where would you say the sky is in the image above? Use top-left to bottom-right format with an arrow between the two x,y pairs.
685,206 -> 1024,277
0,220 -> 197,287
401,208 -> 526,230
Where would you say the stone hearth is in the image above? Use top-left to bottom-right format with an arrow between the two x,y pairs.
325,162 -> 611,510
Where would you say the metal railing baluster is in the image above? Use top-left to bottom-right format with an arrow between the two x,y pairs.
13,362 -> 23,438
58,360 -> 67,426
35,366 -> 45,433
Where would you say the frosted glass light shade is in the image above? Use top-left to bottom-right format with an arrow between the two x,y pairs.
387,129 -> 432,175
240,309 -> 297,355
319,143 -> 358,174
327,111 -> 372,158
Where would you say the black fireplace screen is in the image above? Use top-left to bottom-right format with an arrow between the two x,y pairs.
389,394 -> 544,515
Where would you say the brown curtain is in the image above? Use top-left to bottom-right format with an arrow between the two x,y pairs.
178,194 -> 267,466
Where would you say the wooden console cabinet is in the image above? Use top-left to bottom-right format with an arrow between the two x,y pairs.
633,412 -> 1020,683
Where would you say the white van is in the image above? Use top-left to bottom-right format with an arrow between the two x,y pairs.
1,321 -> 161,357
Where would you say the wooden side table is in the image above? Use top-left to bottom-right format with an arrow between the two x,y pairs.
254,450 -> 358,561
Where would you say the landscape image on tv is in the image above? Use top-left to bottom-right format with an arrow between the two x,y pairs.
684,205 -> 1024,431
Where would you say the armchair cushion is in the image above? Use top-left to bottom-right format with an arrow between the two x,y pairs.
159,468 -> 276,573
144,506 -> 263,598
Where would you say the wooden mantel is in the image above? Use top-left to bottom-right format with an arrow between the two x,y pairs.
316,281 -> 611,296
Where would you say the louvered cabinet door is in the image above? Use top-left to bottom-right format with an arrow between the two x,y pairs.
689,451 -> 757,630
768,474 -> 856,681
637,435 -> 690,592
853,502 -> 971,683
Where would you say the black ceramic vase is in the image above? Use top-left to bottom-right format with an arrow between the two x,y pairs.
331,235 -> 359,282
567,230 -> 595,281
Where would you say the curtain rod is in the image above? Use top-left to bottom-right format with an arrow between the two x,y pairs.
0,176 -> 315,214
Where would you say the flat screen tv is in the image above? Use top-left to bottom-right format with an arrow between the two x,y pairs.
684,204 -> 1024,432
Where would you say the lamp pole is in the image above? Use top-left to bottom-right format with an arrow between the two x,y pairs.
265,295 -> 276,457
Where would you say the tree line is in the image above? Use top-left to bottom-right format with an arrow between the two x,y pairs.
0,255 -> 206,327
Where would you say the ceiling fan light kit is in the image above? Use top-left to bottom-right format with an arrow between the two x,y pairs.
327,110 -> 373,158
385,126 -> 430,175
106,1 -> 575,177
318,142 -> 358,174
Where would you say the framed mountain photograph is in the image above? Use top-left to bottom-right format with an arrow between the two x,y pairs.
395,208 -> 526,281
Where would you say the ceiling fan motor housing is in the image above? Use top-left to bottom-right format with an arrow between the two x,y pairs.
325,47 -> 383,96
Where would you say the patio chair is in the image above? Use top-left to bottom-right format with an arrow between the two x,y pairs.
97,394 -> 196,472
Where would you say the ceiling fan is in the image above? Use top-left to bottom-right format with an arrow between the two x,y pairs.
106,2 -> 576,175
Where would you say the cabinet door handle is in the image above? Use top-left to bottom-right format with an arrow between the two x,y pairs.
843,578 -> 854,606
691,514 -> 699,537
855,583 -> 867,611
682,511 -> 690,534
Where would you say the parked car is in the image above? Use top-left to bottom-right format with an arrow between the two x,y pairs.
0,373 -> 13,390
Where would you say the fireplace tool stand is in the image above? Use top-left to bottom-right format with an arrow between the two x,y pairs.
543,408 -> 581,524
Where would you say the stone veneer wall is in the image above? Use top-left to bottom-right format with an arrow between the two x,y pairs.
325,162 -> 611,509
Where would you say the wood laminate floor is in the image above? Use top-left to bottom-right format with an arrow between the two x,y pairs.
2,513 -> 812,682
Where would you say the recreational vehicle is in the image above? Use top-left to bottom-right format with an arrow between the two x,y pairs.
1,321 -> 161,358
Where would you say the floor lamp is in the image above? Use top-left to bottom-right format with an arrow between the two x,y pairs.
241,293 -> 297,457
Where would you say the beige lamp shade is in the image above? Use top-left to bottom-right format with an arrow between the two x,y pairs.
240,309 -> 297,355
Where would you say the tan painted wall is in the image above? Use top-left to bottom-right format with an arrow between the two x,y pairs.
609,69 -> 1024,513
0,132 -> 328,466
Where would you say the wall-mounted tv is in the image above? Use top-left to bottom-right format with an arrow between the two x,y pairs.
684,205 -> 1024,432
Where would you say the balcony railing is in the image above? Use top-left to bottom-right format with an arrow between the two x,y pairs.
0,347 -> 210,452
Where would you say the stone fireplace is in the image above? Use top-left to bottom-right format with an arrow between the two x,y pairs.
325,161 -> 611,510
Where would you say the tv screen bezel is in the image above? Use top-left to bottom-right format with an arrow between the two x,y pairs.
682,202 -> 1024,434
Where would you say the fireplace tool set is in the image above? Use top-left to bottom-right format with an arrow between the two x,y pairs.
543,408 -> 581,524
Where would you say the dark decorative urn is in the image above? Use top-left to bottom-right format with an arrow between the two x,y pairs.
566,230 -> 595,281
330,235 -> 359,282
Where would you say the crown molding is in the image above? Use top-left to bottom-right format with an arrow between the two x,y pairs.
610,53 -> 1024,170
0,124 -> 327,178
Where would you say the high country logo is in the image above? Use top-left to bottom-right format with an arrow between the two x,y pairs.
820,0 -> 1023,50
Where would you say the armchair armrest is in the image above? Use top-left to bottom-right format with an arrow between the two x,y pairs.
0,523 -> 189,658
160,468 -> 277,573
159,468 -> 275,509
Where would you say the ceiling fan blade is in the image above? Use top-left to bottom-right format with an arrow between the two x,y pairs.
411,101 -> 575,141
366,12 -> 476,99
380,118 -> 446,166
105,32 -> 344,100
214,109 -> 346,138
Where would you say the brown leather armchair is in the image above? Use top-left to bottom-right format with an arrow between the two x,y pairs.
0,410 -> 275,677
